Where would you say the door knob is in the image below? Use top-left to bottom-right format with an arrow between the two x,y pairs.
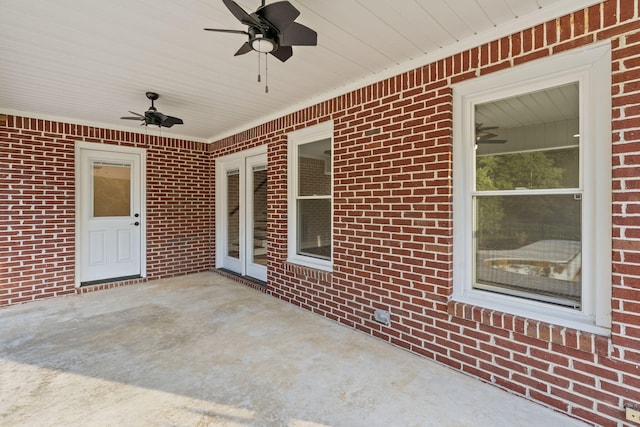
132,221 -> 140,226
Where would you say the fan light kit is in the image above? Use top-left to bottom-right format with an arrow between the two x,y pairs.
251,34 -> 276,53
120,92 -> 183,128
205,0 -> 317,92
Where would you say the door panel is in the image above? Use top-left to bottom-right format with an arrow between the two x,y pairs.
117,229 -> 134,262
88,230 -> 106,265
79,147 -> 143,283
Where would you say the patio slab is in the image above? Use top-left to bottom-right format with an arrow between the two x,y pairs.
0,272 -> 587,426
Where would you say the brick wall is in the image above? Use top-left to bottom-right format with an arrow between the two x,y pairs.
209,1 -> 640,425
0,116 -> 212,304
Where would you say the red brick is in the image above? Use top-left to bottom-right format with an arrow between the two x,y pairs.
602,0 -> 618,28
587,4 -> 602,33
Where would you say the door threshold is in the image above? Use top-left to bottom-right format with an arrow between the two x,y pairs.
80,275 -> 142,287
217,269 -> 267,287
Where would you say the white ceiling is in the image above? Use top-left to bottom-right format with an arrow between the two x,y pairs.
0,0 -> 596,143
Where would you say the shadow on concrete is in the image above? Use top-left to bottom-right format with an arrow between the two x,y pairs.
0,273 -> 586,426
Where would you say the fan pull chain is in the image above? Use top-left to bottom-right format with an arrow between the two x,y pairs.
257,53 -> 261,83
256,52 -> 268,93
265,53 -> 269,93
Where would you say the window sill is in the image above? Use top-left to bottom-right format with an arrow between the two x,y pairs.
448,299 -> 611,356
452,287 -> 610,335
284,262 -> 332,283
285,254 -> 332,273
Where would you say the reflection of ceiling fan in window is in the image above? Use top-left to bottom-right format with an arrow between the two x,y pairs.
476,123 -> 507,144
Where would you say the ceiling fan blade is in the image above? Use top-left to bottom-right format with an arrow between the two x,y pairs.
204,28 -> 249,35
270,45 -> 293,62
161,116 -> 184,128
121,93 -> 182,128
476,122 -> 499,131
144,111 -> 164,126
478,133 -> 498,140
279,22 -> 317,46
234,42 -> 253,56
476,129 -> 507,144
222,0 -> 262,27
258,1 -> 299,32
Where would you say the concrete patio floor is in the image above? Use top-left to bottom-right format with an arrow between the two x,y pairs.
0,272 -> 587,427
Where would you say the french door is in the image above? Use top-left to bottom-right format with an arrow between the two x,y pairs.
216,147 -> 267,282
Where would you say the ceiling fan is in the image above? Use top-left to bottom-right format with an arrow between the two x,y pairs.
204,0 -> 317,62
476,123 -> 507,144
120,92 -> 183,128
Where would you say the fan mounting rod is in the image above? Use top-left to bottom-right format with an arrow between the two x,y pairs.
146,92 -> 159,110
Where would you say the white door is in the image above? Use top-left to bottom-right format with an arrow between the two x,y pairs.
218,158 -> 243,275
77,144 -> 145,284
216,148 -> 267,282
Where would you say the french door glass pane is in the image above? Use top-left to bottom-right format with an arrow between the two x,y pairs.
474,194 -> 582,307
297,198 -> 331,260
227,171 -> 240,259
252,167 -> 267,266
93,162 -> 131,217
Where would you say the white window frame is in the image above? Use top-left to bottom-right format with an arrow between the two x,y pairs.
452,43 -> 612,335
287,121 -> 334,271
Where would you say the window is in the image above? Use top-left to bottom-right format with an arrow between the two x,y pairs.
288,122 -> 333,271
453,44 -> 611,334
92,162 -> 131,217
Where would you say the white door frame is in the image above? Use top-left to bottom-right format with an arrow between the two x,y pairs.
75,141 -> 147,287
215,145 -> 267,281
